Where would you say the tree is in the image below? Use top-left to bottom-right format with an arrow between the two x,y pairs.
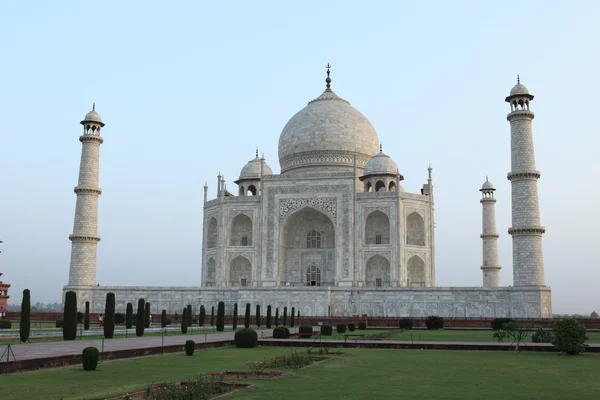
104,292 -> 116,339
210,306 -> 215,327
84,301 -> 90,331
244,303 -> 251,328
19,289 -> 31,343
232,304 -> 238,331
216,301 -> 225,331
297,309 -> 300,324
181,307 -> 188,334
125,303 -> 133,330
256,305 -> 261,328
283,306 -> 288,326
552,318 -> 588,355
275,307 -> 279,327
493,322 -> 533,351
199,305 -> 206,327
266,305 -> 272,329
144,302 -> 151,328
135,298 -> 145,337
63,291 -> 77,340
290,307 -> 295,327
161,309 -> 167,328
187,304 -> 192,327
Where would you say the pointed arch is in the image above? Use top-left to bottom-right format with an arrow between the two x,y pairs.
365,210 -> 390,245
230,255 -> 252,287
365,181 -> 372,192
375,180 -> 386,192
247,185 -> 257,196
365,255 -> 390,287
407,255 -> 425,287
229,213 -> 252,246
207,217 -> 218,248
406,212 -> 425,246
205,258 -> 217,287
389,181 -> 396,192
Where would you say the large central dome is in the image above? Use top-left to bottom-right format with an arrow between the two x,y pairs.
278,74 -> 380,174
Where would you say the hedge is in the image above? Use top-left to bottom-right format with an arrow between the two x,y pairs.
84,302 -> 90,331
115,313 -> 125,325
0,320 -> 12,329
232,304 -> 238,330
82,347 -> 99,371
347,323 -> 355,332
273,326 -> 290,339
244,303 -> 251,328
20,289 -> 31,343
425,316 -> 444,330
299,325 -> 313,338
185,340 -> 195,356
234,328 -> 258,348
320,325 -> 333,336
125,303 -> 133,330
358,322 -> 367,330
266,305 -> 272,329
161,310 -> 168,328
63,291 -> 77,340
135,299 -> 145,337
336,323 -> 346,333
290,307 -> 295,327
216,301 -> 225,332
104,292 -> 115,339
399,318 -> 413,330
199,305 -> 206,327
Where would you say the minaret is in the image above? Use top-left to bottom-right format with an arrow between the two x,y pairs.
506,77 -> 545,286
480,177 -> 501,287
67,104 -> 104,287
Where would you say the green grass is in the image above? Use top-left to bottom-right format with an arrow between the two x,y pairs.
1,347 -> 599,400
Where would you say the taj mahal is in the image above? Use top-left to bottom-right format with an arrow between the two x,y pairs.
64,67 -> 551,318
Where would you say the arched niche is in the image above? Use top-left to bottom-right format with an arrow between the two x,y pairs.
407,255 -> 425,287
365,210 -> 390,245
230,256 -> 252,287
229,213 -> 252,246
365,255 -> 390,287
205,258 -> 216,287
207,217 -> 218,248
406,212 -> 425,246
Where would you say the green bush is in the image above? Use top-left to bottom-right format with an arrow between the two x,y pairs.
136,298 -> 145,337
256,305 -> 261,328
199,305 -> 206,327
185,340 -> 195,356
290,307 -> 295,327
425,316 -> 444,330
63,291 -> 77,340
320,325 -> 333,335
161,310 -> 167,328
283,307 -> 288,326
55,319 -> 64,328
273,326 -> 291,338
491,318 -> 513,330
187,304 -> 193,327
244,303 -> 251,328
299,325 -> 313,338
82,347 -> 99,371
336,323 -> 347,333
232,304 -> 238,330
266,305 -> 272,329
275,307 -> 279,327
216,301 -> 225,332
181,308 -> 188,334
144,302 -> 151,328
398,318 -> 413,330
0,320 -> 12,329
20,289 -> 31,343
552,319 -> 588,355
531,328 -> 554,343
77,311 -> 84,324
125,303 -> 133,330
235,328 -> 258,348
114,313 -> 125,325
358,322 -> 367,330
104,292 -> 115,339
84,301 -> 90,331
347,323 -> 355,332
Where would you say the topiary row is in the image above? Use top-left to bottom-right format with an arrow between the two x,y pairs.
273,326 -> 290,338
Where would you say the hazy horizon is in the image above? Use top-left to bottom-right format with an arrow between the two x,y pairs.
1,1 -> 599,314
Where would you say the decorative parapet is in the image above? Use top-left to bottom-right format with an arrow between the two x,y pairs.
79,135 -> 104,144
507,110 -> 535,121
508,227 -> 546,236
507,170 -> 541,181
68,235 -> 101,243
74,187 -> 102,195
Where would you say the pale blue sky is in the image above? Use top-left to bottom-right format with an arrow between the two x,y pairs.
1,1 -> 598,313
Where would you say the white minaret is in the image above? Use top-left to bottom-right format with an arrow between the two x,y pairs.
505,77 -> 545,286
67,104 -> 104,287
480,177 -> 500,287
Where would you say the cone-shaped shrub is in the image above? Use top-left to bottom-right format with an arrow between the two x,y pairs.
20,289 -> 31,343
210,306 -> 215,327
290,307 -> 295,327
256,305 -> 261,328
283,307 -> 288,326
144,302 -> 151,328
244,303 -> 251,328
216,301 -> 225,331
185,340 -> 195,356
161,309 -> 167,328
63,291 -> 77,340
266,305 -> 272,329
104,293 -> 115,339
125,303 -> 133,330
297,309 -> 300,324
187,304 -> 192,327
273,326 -> 290,338
234,328 -> 258,348
233,304 -> 238,331
84,301 -> 90,331
136,299 -> 145,337
181,308 -> 188,334
199,305 -> 206,327
82,347 -> 99,371
275,308 -> 279,327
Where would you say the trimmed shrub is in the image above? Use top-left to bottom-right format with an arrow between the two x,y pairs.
297,309 -> 300,325
491,318 -> 513,330
63,291 -> 77,340
283,307 -> 288,326
552,318 -> 588,355
232,304 -> 238,331
187,304 -> 193,327
84,302 -> 90,331
104,292 -> 115,339
125,303 -> 133,330
135,299 -> 145,337
82,347 -> 99,371
256,305 -> 261,328
55,319 -> 64,328
399,318 -> 413,330
336,323 -> 347,334
181,308 -> 188,334
210,306 -> 215,327
290,307 -> 295,327
185,340 -> 195,356
145,302 -> 151,328
216,301 -> 225,332
275,307 -> 279,327
20,289 -> 31,343
425,316 -> 444,330
161,309 -> 167,328
532,328 -> 554,343
244,303 -> 251,328
358,322 -> 367,330
320,325 -> 333,336
114,313 -> 125,325
0,320 -> 12,329
299,325 -> 313,338
235,328 -> 258,348
273,326 -> 291,339
166,318 -> 172,325
199,305 -> 206,327
266,305 -> 272,329
347,323 -> 355,332
77,311 -> 84,324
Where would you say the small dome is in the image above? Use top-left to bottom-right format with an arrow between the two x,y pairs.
510,83 -> 529,96
591,311 -> 599,318
481,178 -> 495,190
363,151 -> 398,176
239,156 -> 273,180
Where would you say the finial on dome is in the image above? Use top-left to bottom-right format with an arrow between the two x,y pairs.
517,75 -> 520,84
325,63 -> 332,89
261,152 -> 265,160
256,147 -> 259,158
92,102 -> 96,111
379,143 -> 382,153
